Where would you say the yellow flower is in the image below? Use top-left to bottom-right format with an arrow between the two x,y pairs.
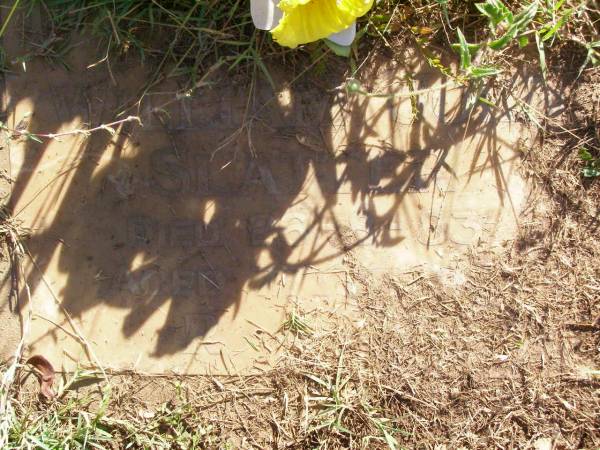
251,0 -> 374,48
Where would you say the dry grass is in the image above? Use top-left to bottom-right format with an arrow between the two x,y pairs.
79,198 -> 600,448
9,120 -> 599,446
97,68 -> 600,448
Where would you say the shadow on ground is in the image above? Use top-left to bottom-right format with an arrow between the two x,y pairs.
0,30 -> 559,371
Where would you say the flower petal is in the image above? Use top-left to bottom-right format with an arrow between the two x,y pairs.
337,0 -> 374,17
327,22 -> 356,47
271,0 -> 373,48
278,0 -> 313,11
251,0 -> 283,31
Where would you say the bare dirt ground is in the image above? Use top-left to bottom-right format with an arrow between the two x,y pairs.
1,11 -> 599,450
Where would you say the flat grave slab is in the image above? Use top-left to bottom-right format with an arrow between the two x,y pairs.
3,51 -> 534,374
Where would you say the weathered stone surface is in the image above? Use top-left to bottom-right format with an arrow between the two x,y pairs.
2,49 -> 535,374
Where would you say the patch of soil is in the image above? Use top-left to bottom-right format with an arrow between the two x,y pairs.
569,71 -> 600,128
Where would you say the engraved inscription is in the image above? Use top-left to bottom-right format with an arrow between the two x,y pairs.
126,216 -> 221,249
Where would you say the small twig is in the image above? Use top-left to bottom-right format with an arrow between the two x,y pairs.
33,314 -> 82,342
3,115 -> 141,141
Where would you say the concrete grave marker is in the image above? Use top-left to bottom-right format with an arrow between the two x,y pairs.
3,51 -> 533,374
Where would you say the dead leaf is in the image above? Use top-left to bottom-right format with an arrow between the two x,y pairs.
26,355 -> 56,400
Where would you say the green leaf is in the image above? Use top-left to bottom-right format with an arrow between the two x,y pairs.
304,373 -> 330,389
253,51 -> 276,91
345,78 -> 365,94
0,0 -> 21,39
535,31 -> 547,81
578,147 -> 594,161
370,14 -> 392,24
27,436 -> 52,450
489,2 -> 538,50
456,28 -> 472,70
577,46 -> 598,79
478,96 -> 499,108
25,132 -> 43,143
333,422 -> 352,434
518,35 -> 529,48
577,45 -> 600,78
552,0 -> 566,12
542,8 -> 572,42
435,0 -> 451,28
324,39 -> 351,57
513,2 -> 539,30
450,42 -> 482,55
475,0 -> 512,29
382,428 -> 399,450
582,166 -> 600,178
489,34 -> 513,50
469,66 -> 502,78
